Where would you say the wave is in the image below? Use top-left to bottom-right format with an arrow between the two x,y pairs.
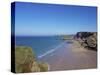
38,41 -> 66,59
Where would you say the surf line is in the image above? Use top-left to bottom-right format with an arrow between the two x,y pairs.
38,41 -> 66,59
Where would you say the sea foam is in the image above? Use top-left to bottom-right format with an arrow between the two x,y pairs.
38,42 -> 66,59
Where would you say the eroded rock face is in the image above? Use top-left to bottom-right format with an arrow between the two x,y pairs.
86,33 -> 97,49
15,46 -> 48,73
74,32 -> 97,50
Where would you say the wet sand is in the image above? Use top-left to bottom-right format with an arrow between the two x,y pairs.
38,40 -> 97,71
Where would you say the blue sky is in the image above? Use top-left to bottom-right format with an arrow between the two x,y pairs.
15,2 -> 97,36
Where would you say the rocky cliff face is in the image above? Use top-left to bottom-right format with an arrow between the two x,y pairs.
15,46 -> 48,73
74,32 -> 97,50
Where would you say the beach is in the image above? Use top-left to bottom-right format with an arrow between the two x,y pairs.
38,40 -> 97,71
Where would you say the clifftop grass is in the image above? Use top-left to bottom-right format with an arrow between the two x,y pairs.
62,35 -> 74,40
15,46 -> 48,73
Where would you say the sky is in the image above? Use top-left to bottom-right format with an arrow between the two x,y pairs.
14,2 -> 97,36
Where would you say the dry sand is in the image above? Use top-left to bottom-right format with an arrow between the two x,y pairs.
38,40 -> 97,71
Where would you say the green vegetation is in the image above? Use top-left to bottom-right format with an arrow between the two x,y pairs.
38,62 -> 49,72
62,35 -> 74,40
15,46 -> 48,73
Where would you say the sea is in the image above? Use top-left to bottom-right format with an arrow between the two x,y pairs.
15,36 -> 65,58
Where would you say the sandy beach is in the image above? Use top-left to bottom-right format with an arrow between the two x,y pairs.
38,40 -> 97,71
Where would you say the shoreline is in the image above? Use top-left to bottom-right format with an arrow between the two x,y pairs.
38,41 -> 66,59
38,40 -> 97,71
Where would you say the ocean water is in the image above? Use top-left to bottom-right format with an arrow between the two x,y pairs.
15,36 -> 64,58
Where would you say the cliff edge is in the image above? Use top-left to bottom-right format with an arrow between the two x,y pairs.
15,46 -> 48,73
74,32 -> 97,51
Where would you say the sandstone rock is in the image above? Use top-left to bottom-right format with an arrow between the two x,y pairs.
86,33 -> 97,49
75,32 -> 97,50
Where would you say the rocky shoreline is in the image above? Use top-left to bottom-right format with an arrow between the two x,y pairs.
15,32 -> 97,73
74,32 -> 97,51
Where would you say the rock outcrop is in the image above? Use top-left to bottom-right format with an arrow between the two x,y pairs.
74,32 -> 97,50
15,46 -> 48,73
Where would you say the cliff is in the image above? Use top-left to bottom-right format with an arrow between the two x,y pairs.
62,35 -> 74,40
74,32 -> 97,50
15,46 -> 48,73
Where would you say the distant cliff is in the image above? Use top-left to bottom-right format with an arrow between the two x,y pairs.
62,35 -> 74,40
74,32 -> 97,50
15,46 -> 48,73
